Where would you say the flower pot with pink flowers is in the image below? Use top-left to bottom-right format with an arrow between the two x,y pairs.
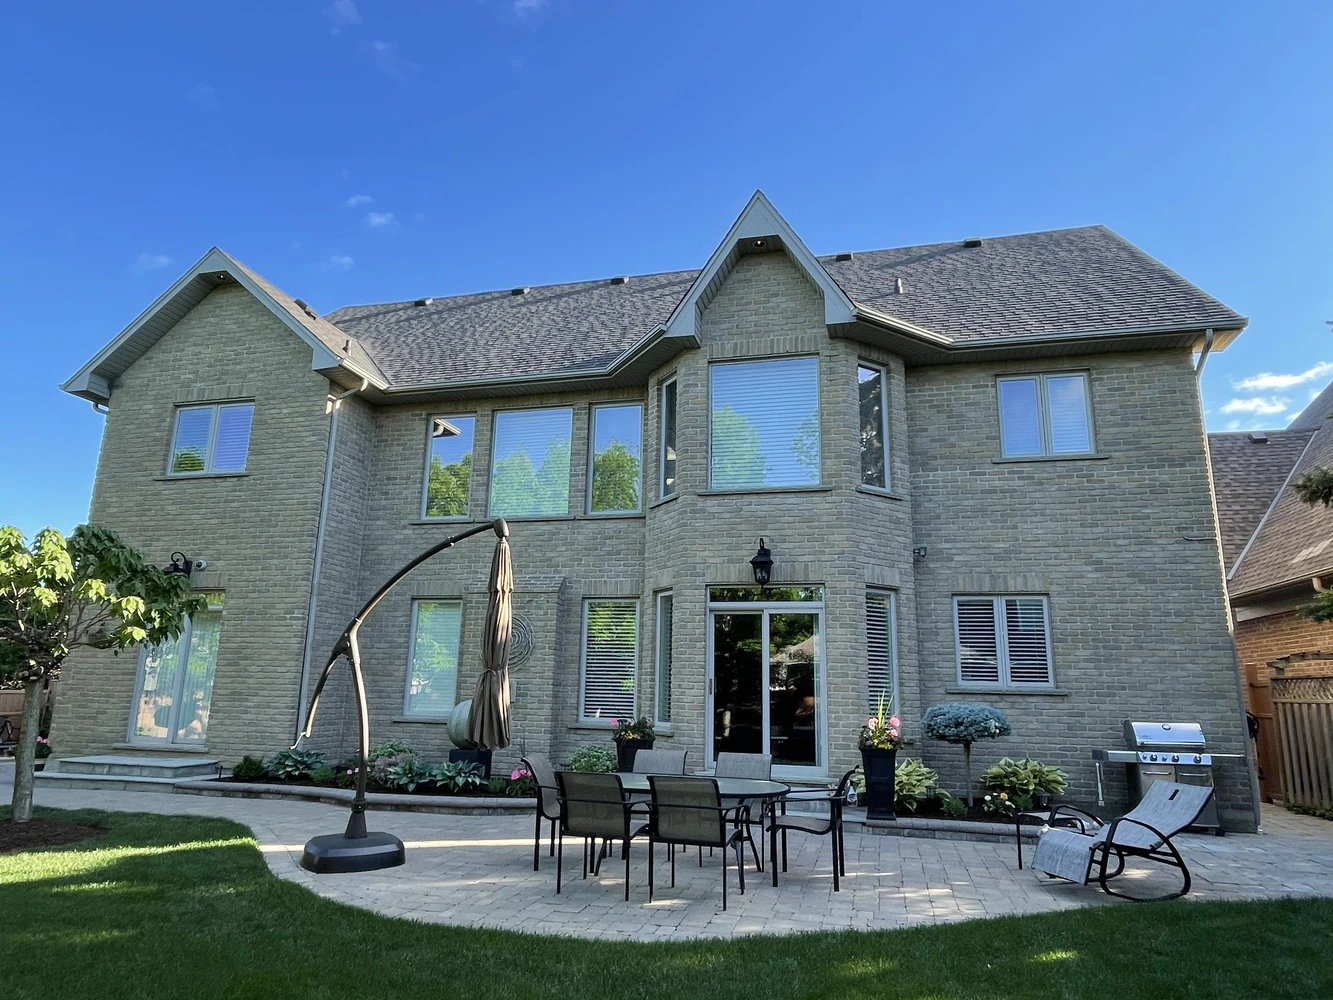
610,716 -> 655,771
858,696 -> 908,820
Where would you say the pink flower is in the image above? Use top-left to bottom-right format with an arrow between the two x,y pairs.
889,717 -> 901,729
37,737 -> 49,744
609,719 -> 620,727
889,728 -> 900,738
510,767 -> 532,781
867,718 -> 878,729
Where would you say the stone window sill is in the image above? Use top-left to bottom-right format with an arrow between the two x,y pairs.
112,741 -> 214,753
699,485 -> 833,497
568,721 -> 617,732
856,485 -> 907,501
991,454 -> 1110,465
154,473 -> 250,482
391,715 -> 450,725
648,493 -> 680,510
944,687 -> 1070,698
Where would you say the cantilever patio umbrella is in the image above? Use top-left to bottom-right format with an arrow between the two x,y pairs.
295,518 -> 511,874
467,531 -> 513,750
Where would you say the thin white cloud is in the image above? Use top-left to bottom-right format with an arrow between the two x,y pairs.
186,84 -> 218,110
130,253 -> 173,275
327,255 -> 354,271
369,40 -> 420,79
343,194 -> 373,207
365,211 -> 396,229
514,0 -> 547,15
1221,396 -> 1289,416
326,0 -> 360,33
1233,361 -> 1333,391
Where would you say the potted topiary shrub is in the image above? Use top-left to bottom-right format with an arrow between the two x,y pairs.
920,703 -> 1012,808
611,716 -> 655,772
858,696 -> 908,820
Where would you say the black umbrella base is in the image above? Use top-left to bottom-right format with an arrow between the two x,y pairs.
300,831 -> 406,874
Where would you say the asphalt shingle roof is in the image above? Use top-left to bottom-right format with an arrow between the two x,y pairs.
324,225 -> 1244,390
1208,429 -> 1314,572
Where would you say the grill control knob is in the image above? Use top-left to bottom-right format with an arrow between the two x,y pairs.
1149,754 -> 1157,762
1171,754 -> 1180,763
1194,755 -> 1202,764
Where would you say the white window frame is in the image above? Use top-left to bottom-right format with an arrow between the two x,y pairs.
402,598 -> 464,720
420,414 -> 476,521
707,355 -> 822,490
167,402 -> 254,476
579,598 -> 639,724
996,372 -> 1094,458
127,591 -> 226,745
654,591 -> 673,726
858,361 -> 891,491
866,588 -> 898,713
952,595 -> 1055,689
586,402 -> 644,515
659,376 -> 678,500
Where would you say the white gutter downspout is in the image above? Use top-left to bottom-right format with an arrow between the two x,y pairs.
294,379 -> 368,741
1194,327 -> 1215,375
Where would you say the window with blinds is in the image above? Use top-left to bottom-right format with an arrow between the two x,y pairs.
709,357 -> 820,489
168,402 -> 254,475
660,378 -> 678,499
405,600 -> 463,717
581,600 -> 638,721
866,590 -> 896,713
655,592 -> 672,724
997,373 -> 1093,458
954,596 -> 1053,687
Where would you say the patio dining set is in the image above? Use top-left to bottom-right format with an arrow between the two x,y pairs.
519,751 -> 857,909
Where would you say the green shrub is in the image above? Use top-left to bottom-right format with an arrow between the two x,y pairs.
232,755 -> 266,781
486,776 -> 508,795
893,757 -> 939,814
981,757 -> 1067,798
939,793 -> 967,819
568,745 -> 618,773
335,767 -> 359,789
431,760 -> 485,793
367,740 -> 416,763
266,749 -> 326,780
310,766 -> 336,786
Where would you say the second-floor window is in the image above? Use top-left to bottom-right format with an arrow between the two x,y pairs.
710,357 -> 820,490
169,402 -> 254,475
997,372 -> 1093,458
660,377 -> 678,499
858,363 -> 890,489
588,403 -> 642,514
488,407 -> 573,518
423,416 -> 475,519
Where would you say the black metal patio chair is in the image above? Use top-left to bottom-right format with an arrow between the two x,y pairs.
554,770 -> 649,900
520,754 -> 561,872
715,751 -> 772,870
769,766 -> 859,892
646,775 -> 749,910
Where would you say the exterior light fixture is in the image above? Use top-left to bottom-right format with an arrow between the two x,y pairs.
750,538 -> 773,586
912,546 -> 928,562
164,552 -> 194,576
751,239 -> 766,249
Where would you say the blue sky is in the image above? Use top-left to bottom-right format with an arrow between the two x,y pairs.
2,1 -> 1331,539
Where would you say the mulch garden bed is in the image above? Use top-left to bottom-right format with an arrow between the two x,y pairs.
216,776 -> 531,798
0,818 -> 105,854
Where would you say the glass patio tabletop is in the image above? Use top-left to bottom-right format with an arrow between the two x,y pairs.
616,774 -> 790,799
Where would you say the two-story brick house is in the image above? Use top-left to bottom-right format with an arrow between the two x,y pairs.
53,193 -> 1259,829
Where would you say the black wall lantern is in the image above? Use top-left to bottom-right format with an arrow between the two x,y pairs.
164,552 -> 194,576
750,538 -> 773,587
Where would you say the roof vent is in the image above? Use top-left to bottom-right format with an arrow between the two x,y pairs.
963,237 -> 983,248
1249,431 -> 1270,444
511,286 -> 530,296
894,277 -> 906,295
835,252 -> 853,262
610,275 -> 629,285
294,298 -> 319,320
342,338 -> 351,354
414,297 -> 434,307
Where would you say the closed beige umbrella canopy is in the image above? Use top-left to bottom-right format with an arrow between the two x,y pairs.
467,530 -> 513,749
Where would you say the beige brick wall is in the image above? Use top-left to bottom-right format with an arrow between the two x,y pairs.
51,284 -> 332,762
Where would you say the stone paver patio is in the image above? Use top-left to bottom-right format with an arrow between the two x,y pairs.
7,760 -> 1333,940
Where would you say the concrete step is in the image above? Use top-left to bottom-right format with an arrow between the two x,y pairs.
34,771 -> 201,793
46,754 -> 220,780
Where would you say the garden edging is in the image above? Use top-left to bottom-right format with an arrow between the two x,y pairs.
172,779 -> 535,815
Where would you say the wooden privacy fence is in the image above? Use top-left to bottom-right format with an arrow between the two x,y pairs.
0,681 -> 58,747
1271,674 -> 1333,809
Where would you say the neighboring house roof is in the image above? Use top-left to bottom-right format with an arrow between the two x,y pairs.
1208,428 -> 1314,571
63,192 -> 1247,403
1218,384 -> 1333,598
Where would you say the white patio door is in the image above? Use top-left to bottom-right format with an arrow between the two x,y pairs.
130,595 -> 224,746
706,587 -> 825,778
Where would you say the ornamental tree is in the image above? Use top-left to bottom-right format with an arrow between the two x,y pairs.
1293,466 -> 1333,623
921,703 -> 1013,806
0,525 -> 204,823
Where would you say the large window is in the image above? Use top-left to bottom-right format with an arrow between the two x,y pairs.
131,592 -> 224,744
589,403 -> 642,514
954,596 -> 1053,688
710,357 -> 820,489
423,416 -> 475,519
405,600 -> 463,718
169,403 -> 254,475
997,373 -> 1093,458
581,600 -> 638,721
660,378 -> 678,499
655,592 -> 673,724
866,590 -> 897,713
488,407 -> 573,518
858,364 -> 890,489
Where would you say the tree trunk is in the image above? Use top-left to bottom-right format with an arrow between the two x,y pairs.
9,678 -> 42,823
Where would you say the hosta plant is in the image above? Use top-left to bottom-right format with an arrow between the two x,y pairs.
892,757 -> 939,814
432,760 -> 485,792
981,757 -> 1068,801
383,756 -> 435,793
266,748 -> 326,781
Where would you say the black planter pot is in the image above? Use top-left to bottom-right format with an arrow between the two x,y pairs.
615,738 -> 654,772
448,748 -> 493,780
860,747 -> 897,820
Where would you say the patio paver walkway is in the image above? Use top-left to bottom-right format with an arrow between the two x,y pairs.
6,760 -> 1333,941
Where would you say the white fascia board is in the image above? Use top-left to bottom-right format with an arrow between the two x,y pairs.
663,191 -> 856,339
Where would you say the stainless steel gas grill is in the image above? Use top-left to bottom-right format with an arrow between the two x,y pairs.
1091,720 -> 1242,832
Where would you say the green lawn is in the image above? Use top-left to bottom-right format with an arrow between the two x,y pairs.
1,807 -> 1331,1000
